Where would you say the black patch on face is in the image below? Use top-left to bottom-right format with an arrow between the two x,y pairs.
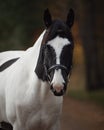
60,44 -> 73,82
44,45 -> 56,70
35,44 -> 56,81
0,58 -> 19,72
60,45 -> 73,72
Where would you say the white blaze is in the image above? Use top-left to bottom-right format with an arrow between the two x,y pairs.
47,36 -> 70,64
51,69 -> 65,89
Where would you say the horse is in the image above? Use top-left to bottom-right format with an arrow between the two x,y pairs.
0,9 -> 74,130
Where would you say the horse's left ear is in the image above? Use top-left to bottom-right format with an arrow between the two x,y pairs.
66,9 -> 75,28
44,9 -> 52,28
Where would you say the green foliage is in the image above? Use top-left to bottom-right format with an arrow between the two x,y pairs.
68,89 -> 104,107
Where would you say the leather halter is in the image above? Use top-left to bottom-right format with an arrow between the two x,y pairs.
44,64 -> 71,83
48,64 -> 68,73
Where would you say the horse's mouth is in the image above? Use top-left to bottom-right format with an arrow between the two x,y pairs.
50,86 -> 66,96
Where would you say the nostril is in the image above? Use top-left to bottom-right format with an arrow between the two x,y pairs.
55,87 -> 62,92
53,84 -> 64,93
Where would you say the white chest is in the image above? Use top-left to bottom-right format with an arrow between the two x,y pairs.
16,96 -> 62,130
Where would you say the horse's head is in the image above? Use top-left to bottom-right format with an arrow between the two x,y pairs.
36,9 -> 74,96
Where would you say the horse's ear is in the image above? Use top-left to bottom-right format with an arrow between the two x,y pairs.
66,9 -> 74,28
44,9 -> 52,28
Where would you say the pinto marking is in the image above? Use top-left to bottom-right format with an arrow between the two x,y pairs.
0,58 -> 19,72
47,36 -> 71,64
0,8 -> 74,130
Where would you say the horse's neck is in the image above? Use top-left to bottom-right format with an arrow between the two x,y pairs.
22,30 -> 50,99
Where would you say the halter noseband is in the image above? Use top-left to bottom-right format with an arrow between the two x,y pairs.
44,64 -> 72,83
48,64 -> 68,73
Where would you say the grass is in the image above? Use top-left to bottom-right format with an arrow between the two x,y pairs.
68,89 -> 104,107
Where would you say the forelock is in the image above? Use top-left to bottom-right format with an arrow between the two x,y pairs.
42,20 -> 73,45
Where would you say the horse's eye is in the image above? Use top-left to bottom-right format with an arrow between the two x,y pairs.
46,45 -> 51,50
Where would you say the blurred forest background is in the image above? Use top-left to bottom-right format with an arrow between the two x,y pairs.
0,0 -> 104,105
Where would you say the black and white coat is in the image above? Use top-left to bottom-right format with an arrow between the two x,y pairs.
0,9 -> 74,130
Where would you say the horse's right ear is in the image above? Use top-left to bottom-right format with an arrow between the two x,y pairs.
44,9 -> 52,28
66,9 -> 75,28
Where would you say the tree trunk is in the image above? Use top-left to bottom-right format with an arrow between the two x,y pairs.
74,0 -> 104,90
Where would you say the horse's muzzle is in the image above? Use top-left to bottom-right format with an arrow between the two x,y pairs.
50,84 -> 66,96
